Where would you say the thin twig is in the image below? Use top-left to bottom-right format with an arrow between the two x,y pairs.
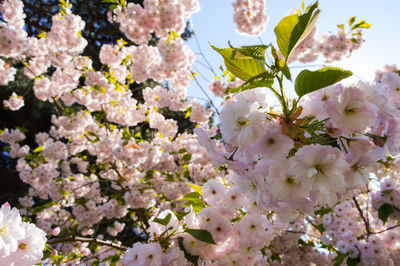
194,60 -> 216,77
353,196 -> 372,235
47,236 -> 127,251
191,72 -> 220,115
370,224 -> 400,235
193,32 -> 217,76
192,65 -> 211,83
305,217 -> 319,232
285,230 -> 320,239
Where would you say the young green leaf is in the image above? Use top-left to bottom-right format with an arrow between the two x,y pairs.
33,146 -> 43,153
279,60 -> 292,81
211,45 -> 266,81
351,20 -> 371,31
226,71 -> 275,93
153,213 -> 172,226
347,257 -> 361,266
177,191 -> 202,201
333,252 -> 347,266
186,183 -> 203,195
294,67 -> 352,98
349,16 -> 356,26
378,203 -> 394,225
184,229 -> 216,245
274,1 -> 320,61
178,237 -> 199,266
174,210 -> 189,221
176,191 -> 205,213
230,44 -> 269,62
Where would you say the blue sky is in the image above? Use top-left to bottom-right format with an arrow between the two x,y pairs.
185,0 -> 400,110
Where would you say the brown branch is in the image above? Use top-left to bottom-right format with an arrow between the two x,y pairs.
285,230 -> 320,239
47,236 -> 127,251
353,196 -> 372,235
305,217 -> 320,233
370,224 -> 400,235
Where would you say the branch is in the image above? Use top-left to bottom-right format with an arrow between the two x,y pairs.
370,224 -> 400,235
353,196 -> 372,235
191,71 -> 220,115
47,236 -> 127,251
285,230 -> 320,239
193,32 -> 217,76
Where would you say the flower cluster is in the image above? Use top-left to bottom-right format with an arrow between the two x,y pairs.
111,0 -> 200,45
0,0 -> 399,265
232,0 -> 269,36
0,203 -> 47,265
288,22 -> 368,63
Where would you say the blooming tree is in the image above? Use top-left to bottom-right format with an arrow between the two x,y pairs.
1,0 -> 400,265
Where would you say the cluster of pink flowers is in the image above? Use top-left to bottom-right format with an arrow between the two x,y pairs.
0,0 -> 222,263
0,59 -> 16,86
208,78 -> 226,97
111,0 -> 200,45
0,203 -> 47,265
1,0 -> 400,265
232,0 -> 269,36
288,26 -> 365,63
321,199 -> 400,264
197,63 -> 400,264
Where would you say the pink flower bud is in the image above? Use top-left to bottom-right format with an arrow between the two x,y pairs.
52,250 -> 58,256
52,227 -> 61,236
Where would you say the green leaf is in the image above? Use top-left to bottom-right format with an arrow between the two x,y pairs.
314,207 -> 333,217
378,203 -> 394,225
33,146 -> 43,153
186,183 -> 203,195
351,20 -> 371,30
211,45 -> 266,81
230,44 -> 269,62
349,16 -> 356,26
347,257 -> 361,266
101,255 -> 120,264
178,148 -> 187,154
274,1 -> 320,61
182,153 -> 192,162
86,131 -> 100,143
177,191 -> 205,212
184,229 -> 216,245
37,31 -> 47,38
227,71 -> 275,93
109,4 -> 118,11
316,224 -> 325,233
279,60 -> 292,81
333,252 -> 347,266
382,189 -> 393,195
153,213 -> 172,226
177,192 -> 202,201
294,67 -> 353,98
178,237 -> 199,266
174,210 -> 189,221
184,107 -> 192,119
185,200 -> 205,213
270,253 -> 282,262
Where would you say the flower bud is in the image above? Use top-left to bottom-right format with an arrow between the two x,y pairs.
52,227 -> 61,236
